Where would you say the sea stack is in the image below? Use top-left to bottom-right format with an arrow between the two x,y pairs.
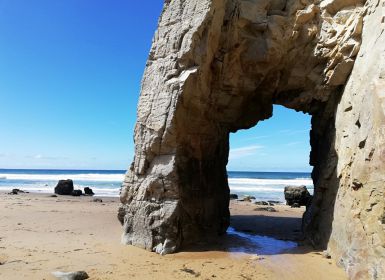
119,0 -> 385,278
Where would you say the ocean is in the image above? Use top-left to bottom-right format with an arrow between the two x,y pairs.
0,169 -> 313,202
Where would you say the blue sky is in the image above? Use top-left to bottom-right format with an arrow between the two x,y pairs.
228,105 -> 311,172
0,1 -> 311,171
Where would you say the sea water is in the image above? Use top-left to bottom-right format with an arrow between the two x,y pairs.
0,169 -> 124,197
227,171 -> 313,202
0,169 -> 313,201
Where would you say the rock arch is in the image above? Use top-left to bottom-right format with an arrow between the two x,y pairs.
118,0 -> 385,278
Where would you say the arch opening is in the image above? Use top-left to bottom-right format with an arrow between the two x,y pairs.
227,105 -> 312,199
225,105 -> 314,247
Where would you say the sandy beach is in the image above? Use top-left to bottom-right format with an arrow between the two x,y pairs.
0,192 -> 346,279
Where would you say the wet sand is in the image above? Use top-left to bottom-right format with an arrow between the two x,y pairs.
0,192 -> 347,279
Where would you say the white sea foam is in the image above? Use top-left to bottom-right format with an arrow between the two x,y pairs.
229,186 -> 308,192
0,185 -> 120,197
0,173 -> 124,182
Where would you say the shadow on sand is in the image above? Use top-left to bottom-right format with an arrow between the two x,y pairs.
181,214 -> 321,256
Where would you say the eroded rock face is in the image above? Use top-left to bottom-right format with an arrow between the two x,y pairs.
327,2 -> 385,277
119,0 -> 384,277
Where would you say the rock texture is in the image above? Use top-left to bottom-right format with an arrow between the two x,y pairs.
55,180 -> 74,195
284,186 -> 312,206
84,187 -> 94,196
71,190 -> 83,196
325,1 -> 385,277
119,0 -> 385,278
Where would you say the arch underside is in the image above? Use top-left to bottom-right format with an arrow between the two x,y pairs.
119,0 -> 385,278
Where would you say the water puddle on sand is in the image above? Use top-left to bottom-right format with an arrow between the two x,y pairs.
171,227 -> 298,260
226,227 -> 297,255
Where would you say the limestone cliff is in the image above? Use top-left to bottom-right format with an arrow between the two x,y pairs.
119,0 -> 385,278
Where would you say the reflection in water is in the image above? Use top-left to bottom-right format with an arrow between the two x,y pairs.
226,227 -> 297,255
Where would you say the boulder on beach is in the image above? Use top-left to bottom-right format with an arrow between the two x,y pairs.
8,189 -> 27,195
84,187 -> 94,196
71,190 -> 83,196
54,180 -> 74,195
267,200 -> 281,204
284,186 -> 312,207
254,201 -> 269,206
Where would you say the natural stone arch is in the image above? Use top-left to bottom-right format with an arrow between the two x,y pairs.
119,0 -> 385,278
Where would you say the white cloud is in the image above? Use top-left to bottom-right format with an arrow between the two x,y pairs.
26,154 -> 68,160
229,145 -> 264,159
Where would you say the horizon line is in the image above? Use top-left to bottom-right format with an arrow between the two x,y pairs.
0,167 -> 311,173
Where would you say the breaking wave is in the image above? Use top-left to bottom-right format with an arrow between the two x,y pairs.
0,173 -> 124,182
228,177 -> 313,187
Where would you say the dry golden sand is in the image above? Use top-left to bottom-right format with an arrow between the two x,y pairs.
0,192 -> 347,280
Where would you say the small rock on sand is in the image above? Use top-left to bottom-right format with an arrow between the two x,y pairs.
52,271 -> 89,280
254,206 -> 277,212
71,190 -> 83,196
92,198 -> 103,203
268,200 -> 281,204
180,268 -> 200,277
322,250 -> 331,259
243,195 -> 256,202
254,201 -> 269,206
249,254 -> 265,261
8,189 -> 28,195
84,187 -> 94,196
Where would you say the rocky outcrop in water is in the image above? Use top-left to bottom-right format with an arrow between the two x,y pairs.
119,0 -> 385,278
